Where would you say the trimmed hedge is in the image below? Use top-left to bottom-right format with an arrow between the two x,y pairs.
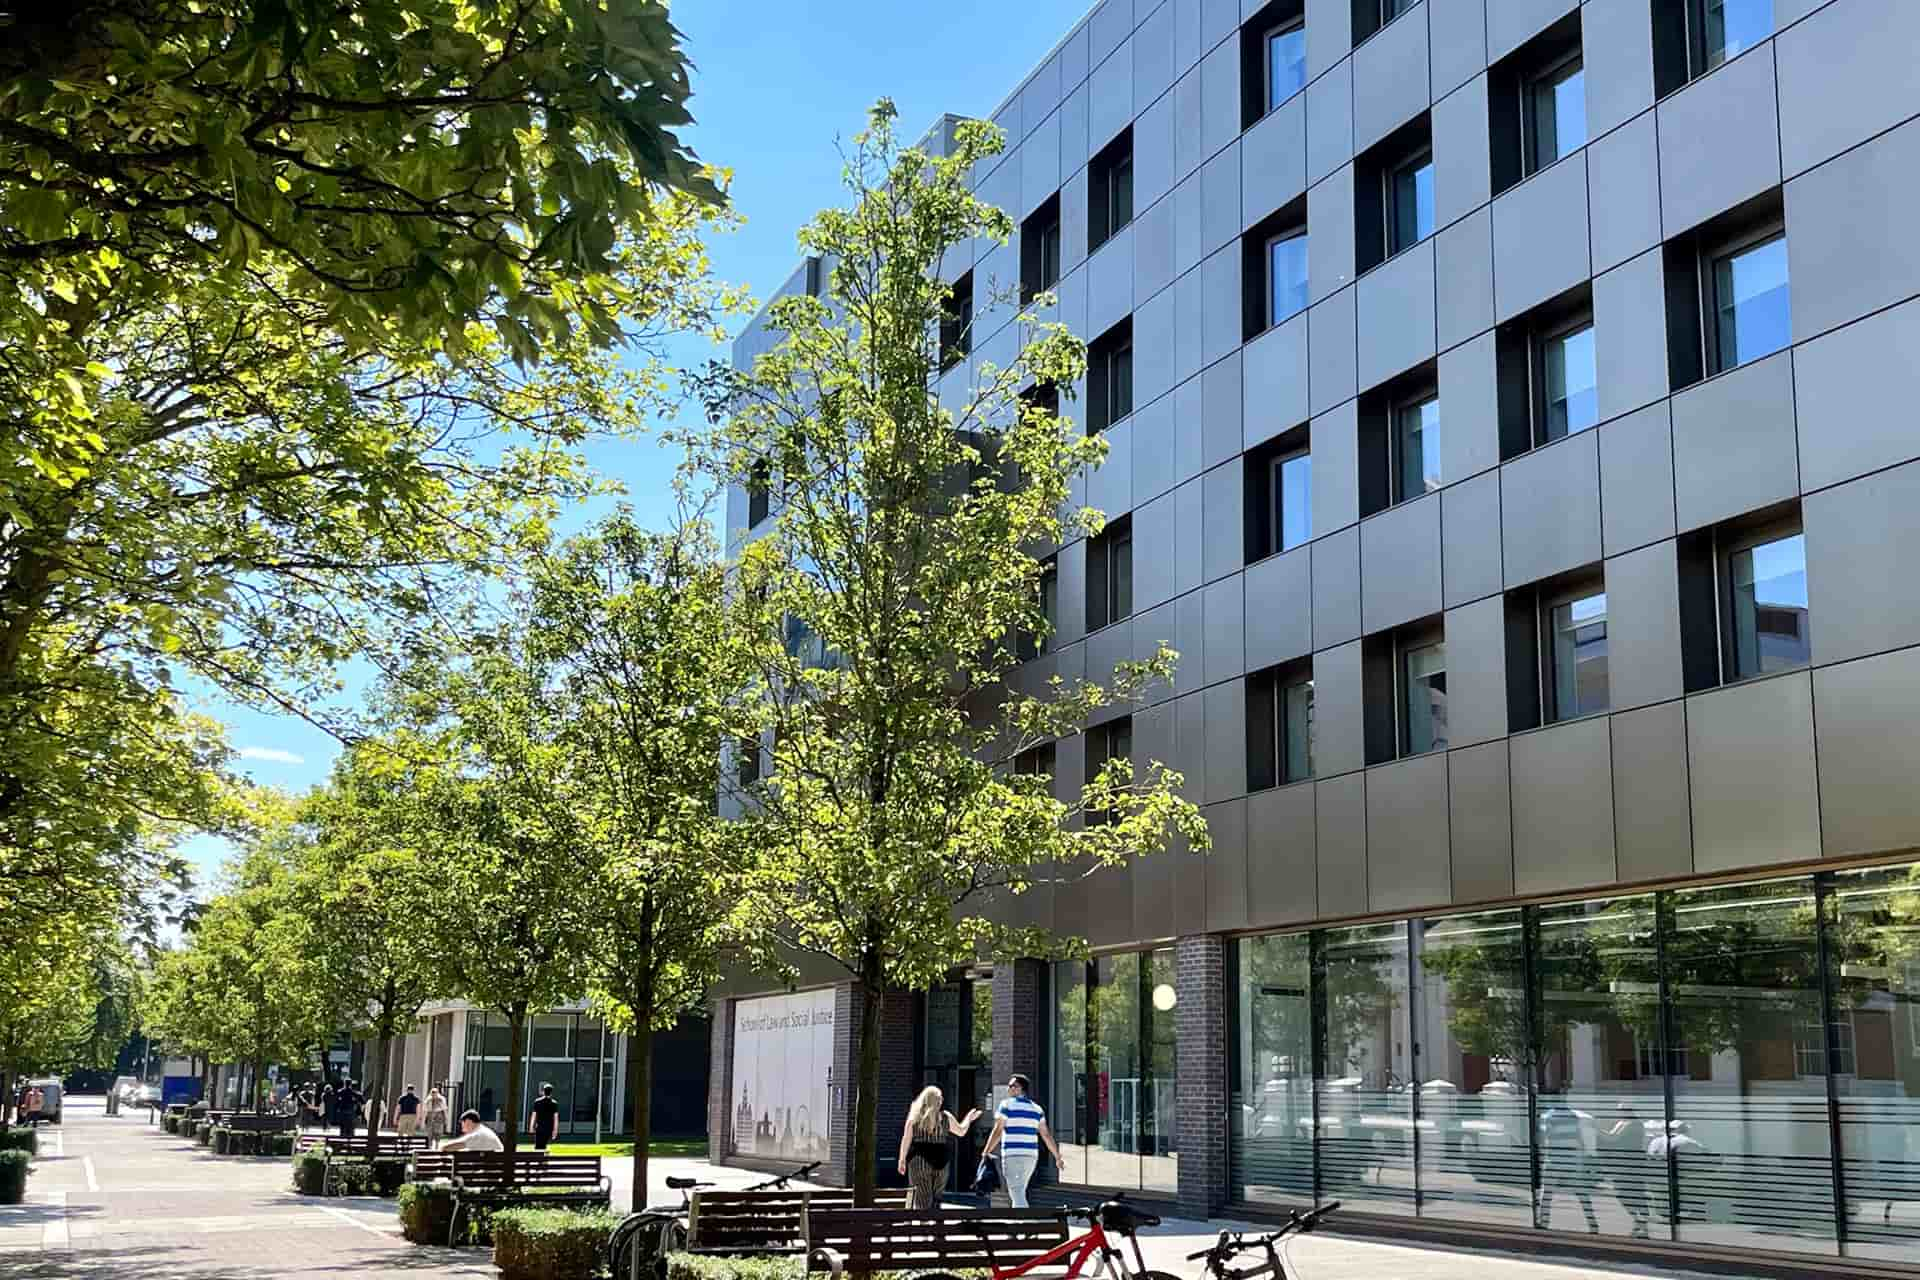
196,1121 -> 214,1146
209,1128 -> 295,1157
291,1152 -> 327,1195
666,1256 -> 802,1280
492,1208 -> 621,1280
0,1128 -> 37,1155
0,1150 -> 30,1205
161,1113 -> 179,1134
397,1181 -> 457,1244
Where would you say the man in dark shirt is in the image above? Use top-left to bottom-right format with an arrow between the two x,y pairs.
335,1079 -> 362,1140
394,1084 -> 423,1139
527,1082 -> 561,1150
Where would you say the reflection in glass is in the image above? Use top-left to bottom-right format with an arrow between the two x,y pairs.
1283,678 -> 1314,784
1389,155 -> 1434,255
1052,951 -> 1179,1192
1529,62 -> 1586,171
1318,924 -> 1415,1214
1395,397 -> 1441,501
1731,533 -> 1810,677
1535,896 -> 1667,1237
1233,934 -> 1315,1206
1714,235 -> 1790,371
1050,961 -> 1088,1186
1665,879 -> 1835,1253
1415,911 -> 1534,1225
1266,25 -> 1306,111
1542,324 -> 1597,441
1403,642 -> 1448,755
1276,451 -> 1312,552
1550,592 -> 1609,720
1268,233 -> 1310,327
1826,865 -> 1920,1262
1705,0 -> 1772,70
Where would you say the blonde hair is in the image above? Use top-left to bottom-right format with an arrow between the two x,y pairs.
906,1086 -> 945,1137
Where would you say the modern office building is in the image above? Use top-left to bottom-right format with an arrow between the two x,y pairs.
711,0 -> 1920,1272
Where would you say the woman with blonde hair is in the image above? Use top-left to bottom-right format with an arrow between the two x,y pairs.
896,1085 -> 982,1209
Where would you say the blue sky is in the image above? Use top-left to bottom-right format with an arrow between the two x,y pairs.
178,0 -> 1093,885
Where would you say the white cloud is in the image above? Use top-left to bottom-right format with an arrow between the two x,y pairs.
237,746 -> 306,766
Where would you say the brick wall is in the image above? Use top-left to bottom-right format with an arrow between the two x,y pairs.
706,996 -> 733,1163
991,958 -> 1044,1085
1175,934 -> 1227,1217
827,981 -> 918,1189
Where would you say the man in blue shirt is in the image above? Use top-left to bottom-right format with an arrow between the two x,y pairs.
982,1074 -> 1064,1208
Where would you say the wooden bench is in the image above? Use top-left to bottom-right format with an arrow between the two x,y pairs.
685,1188 -> 912,1256
447,1152 -> 609,1245
805,1207 -> 1078,1277
221,1113 -> 295,1134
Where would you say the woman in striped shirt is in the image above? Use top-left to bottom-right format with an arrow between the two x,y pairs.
982,1074 -> 1063,1208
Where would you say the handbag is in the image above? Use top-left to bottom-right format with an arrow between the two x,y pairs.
974,1152 -> 1000,1195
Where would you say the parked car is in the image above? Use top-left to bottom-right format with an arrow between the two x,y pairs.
133,1083 -> 160,1107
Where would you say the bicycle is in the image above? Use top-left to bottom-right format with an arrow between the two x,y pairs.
606,1159 -> 823,1280
917,1198 -> 1179,1280
1184,1202 -> 1339,1280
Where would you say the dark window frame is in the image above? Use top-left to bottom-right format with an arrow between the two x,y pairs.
1021,195 -> 1064,303
1086,515 -> 1135,633
1529,310 -> 1598,447
747,458 -> 772,528
1384,144 -> 1434,258
1265,19 -> 1307,113
1018,554 -> 1059,663
1247,659 -> 1316,792
1701,222 -> 1789,378
1396,624 -> 1448,759
1538,577 -> 1610,724
1087,318 -> 1135,434
1390,389 -> 1441,505
1243,425 -> 1312,565
736,735 -> 761,788
1522,48 -> 1585,175
1085,716 -> 1134,826
940,271 -> 974,372
1719,517 -> 1809,683
1014,740 -> 1057,780
1089,129 -> 1135,253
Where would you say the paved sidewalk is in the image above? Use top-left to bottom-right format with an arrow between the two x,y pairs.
0,1097 -> 1763,1279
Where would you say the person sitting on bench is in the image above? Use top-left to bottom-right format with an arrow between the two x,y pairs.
440,1108 -> 504,1152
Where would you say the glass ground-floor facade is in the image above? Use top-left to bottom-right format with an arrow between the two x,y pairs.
461,1010 -> 615,1137
1226,862 -> 1920,1263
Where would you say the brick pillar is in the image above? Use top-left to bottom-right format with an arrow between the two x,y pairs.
707,996 -> 734,1163
827,981 -> 918,1189
1176,934 -> 1228,1219
990,958 -> 1044,1088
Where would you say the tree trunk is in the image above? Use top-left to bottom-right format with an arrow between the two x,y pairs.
200,1057 -> 212,1103
628,988 -> 656,1212
254,1050 -> 266,1118
502,1003 -> 526,1174
366,1028 -> 392,1160
1,1066 -> 12,1131
854,947 -> 885,1207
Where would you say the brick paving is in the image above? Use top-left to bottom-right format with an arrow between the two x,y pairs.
1,1096 -> 1762,1280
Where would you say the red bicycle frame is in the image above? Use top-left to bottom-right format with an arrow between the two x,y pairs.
991,1219 -> 1124,1280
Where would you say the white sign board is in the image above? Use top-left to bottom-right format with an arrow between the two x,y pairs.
731,989 -> 836,1163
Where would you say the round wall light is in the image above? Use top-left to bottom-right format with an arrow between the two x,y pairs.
1152,983 -> 1178,1012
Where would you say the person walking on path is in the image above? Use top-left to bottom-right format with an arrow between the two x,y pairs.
896,1086 -> 982,1209
527,1083 -> 561,1151
1536,1101 -> 1599,1233
442,1108 -> 504,1152
334,1079 -> 362,1141
422,1086 -> 450,1147
394,1084 -> 422,1139
1600,1101 -> 1650,1238
980,1075 -> 1062,1209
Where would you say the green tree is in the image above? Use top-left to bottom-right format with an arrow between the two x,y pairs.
1,0 -> 740,957
408,637 -> 600,1162
0,926 -> 100,1127
526,508 -> 760,1208
689,103 -> 1207,1202
288,747 -> 448,1157
143,946 -> 225,1102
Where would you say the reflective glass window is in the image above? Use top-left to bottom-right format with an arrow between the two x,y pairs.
1233,933 -> 1315,1206
1317,923 -> 1415,1214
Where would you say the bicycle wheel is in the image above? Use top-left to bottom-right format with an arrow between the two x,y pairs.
608,1214 -> 675,1280
1134,1269 -> 1184,1280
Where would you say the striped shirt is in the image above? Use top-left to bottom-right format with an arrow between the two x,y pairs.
997,1096 -> 1046,1152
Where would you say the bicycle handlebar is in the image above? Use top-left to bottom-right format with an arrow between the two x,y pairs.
1186,1202 -> 1341,1262
747,1160 -> 823,1191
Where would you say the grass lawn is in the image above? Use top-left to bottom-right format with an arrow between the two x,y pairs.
547,1137 -> 707,1158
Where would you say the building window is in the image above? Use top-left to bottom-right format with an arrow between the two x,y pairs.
1021,195 -> 1063,302
1536,318 -> 1597,443
1354,116 -> 1432,273
1544,587 -> 1609,721
1266,22 -> 1306,111
1248,662 -> 1315,791
1018,556 -> 1058,662
1268,232 -> 1309,328
1085,716 -> 1134,827
1245,430 -> 1311,563
1087,318 -> 1134,434
1051,949 -> 1178,1191
747,458 -> 772,527
736,736 -> 761,788
1709,232 -> 1790,375
1387,148 -> 1434,257
1014,740 -> 1056,780
1526,55 -> 1585,173
1701,0 -> 1771,72
1089,129 -> 1134,252
1401,637 -> 1447,756
940,271 -> 973,371
1727,529 -> 1810,679
1393,394 -> 1440,502
1087,516 -> 1133,632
